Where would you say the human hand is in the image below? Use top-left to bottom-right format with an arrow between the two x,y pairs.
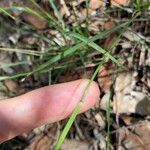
0,79 -> 100,142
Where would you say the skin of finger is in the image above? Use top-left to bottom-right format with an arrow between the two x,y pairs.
0,79 -> 100,142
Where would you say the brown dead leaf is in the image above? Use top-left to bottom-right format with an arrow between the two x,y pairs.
122,133 -> 145,150
98,63 -> 115,92
21,1 -> 47,29
134,124 -> 150,149
60,0 -> 70,17
119,123 -> 150,150
81,8 -> 93,17
104,19 -> 116,30
121,116 -> 135,125
62,139 -> 89,150
100,91 -> 114,110
113,72 -> 150,115
104,33 -> 117,50
22,14 -> 47,30
100,69 -> 150,115
26,135 -> 51,150
89,0 -> 104,10
95,113 -> 105,128
111,0 -> 129,6
4,80 -> 18,93
104,19 -> 117,50
81,0 -> 105,17
0,0 -> 47,29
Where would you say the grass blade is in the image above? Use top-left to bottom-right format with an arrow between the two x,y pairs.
0,48 -> 44,56
0,61 -> 30,69
27,22 -> 129,76
70,32 -> 121,66
54,57 -> 108,149
54,102 -> 83,150
0,7 -> 15,20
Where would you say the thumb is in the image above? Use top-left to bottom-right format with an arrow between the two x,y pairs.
0,79 -> 100,142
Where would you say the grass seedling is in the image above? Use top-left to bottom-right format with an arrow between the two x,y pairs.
54,56 -> 109,150
54,12 -> 141,148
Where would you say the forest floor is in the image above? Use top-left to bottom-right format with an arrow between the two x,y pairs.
0,0 -> 150,149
